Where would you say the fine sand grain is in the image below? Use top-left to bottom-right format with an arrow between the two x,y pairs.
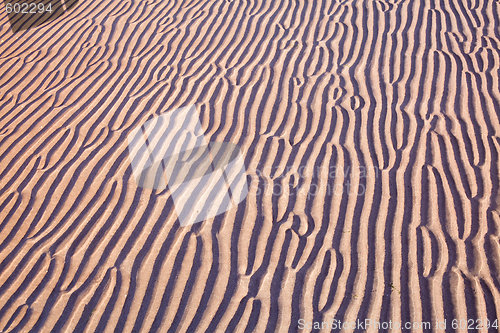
1,0 -> 500,332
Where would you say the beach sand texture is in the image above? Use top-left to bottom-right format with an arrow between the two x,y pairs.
1,0 -> 500,331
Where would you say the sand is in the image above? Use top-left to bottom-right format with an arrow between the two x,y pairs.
1,0 -> 500,332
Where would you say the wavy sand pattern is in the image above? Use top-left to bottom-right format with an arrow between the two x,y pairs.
1,0 -> 500,331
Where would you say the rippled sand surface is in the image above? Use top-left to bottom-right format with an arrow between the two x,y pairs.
1,0 -> 500,331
